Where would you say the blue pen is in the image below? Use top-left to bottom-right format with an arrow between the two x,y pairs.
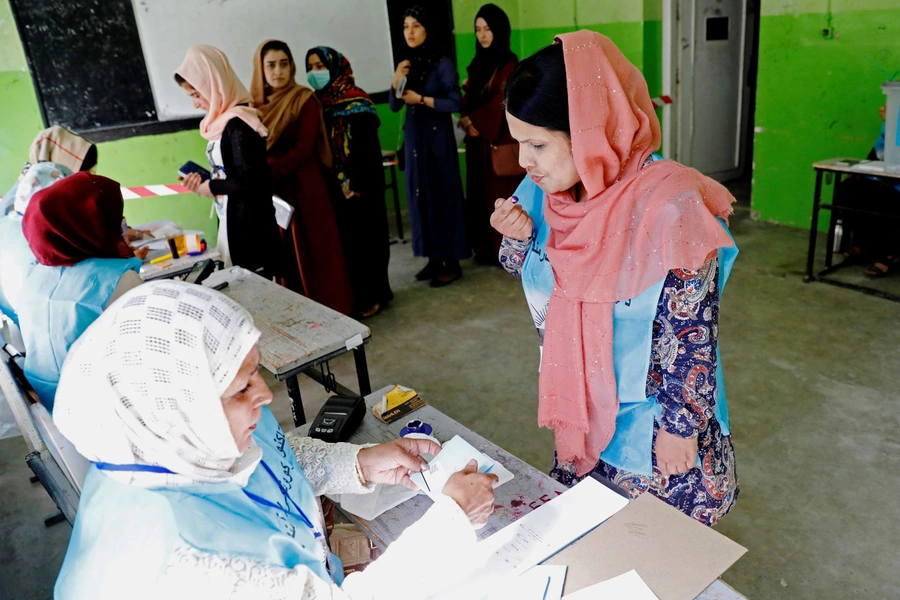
541,576 -> 551,600
481,463 -> 494,475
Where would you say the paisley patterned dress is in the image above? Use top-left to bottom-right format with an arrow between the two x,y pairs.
547,260 -> 739,525
500,185 -> 739,524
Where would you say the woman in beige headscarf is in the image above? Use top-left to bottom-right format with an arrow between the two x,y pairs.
2,126 -> 97,216
250,39 -> 354,316
175,45 -> 279,277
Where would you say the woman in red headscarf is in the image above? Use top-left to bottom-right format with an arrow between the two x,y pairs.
492,32 -> 739,524
18,172 -> 143,412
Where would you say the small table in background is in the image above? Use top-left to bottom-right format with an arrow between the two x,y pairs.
806,158 -> 900,302
203,267 -> 372,426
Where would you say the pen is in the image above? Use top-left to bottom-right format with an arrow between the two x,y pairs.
150,253 -> 173,264
480,463 -> 494,475
541,576 -> 551,600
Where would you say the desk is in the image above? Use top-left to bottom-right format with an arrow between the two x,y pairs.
806,158 -> 900,302
294,386 -> 744,600
139,248 -> 221,281
203,267 -> 371,426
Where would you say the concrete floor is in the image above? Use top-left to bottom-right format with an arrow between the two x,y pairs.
2,183 -> 899,599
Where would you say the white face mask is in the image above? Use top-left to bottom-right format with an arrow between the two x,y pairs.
307,70 -> 331,91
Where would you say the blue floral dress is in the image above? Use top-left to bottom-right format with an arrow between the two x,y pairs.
500,175 -> 738,526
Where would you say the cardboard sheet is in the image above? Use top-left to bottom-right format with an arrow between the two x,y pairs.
545,493 -> 746,600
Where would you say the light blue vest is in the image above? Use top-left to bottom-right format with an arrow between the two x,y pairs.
55,407 -> 340,599
0,216 -> 38,326
18,257 -> 142,412
515,174 -> 738,476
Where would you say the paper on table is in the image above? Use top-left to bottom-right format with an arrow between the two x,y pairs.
544,492 -> 746,600
330,483 -> 418,521
428,478 -> 628,600
485,565 -> 567,600
564,569 -> 658,599
410,435 -> 514,499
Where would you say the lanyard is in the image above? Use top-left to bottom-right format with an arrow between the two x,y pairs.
93,460 -> 322,539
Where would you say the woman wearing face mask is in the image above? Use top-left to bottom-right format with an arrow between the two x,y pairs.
52,280 -> 498,600
460,4 -> 519,264
491,32 -> 740,525
175,45 -> 279,279
390,5 -> 468,287
250,40 -> 354,315
305,47 -> 393,318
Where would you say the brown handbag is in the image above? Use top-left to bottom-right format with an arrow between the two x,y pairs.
490,142 -> 526,177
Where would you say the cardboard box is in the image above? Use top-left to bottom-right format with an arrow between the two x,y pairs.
545,493 -> 747,600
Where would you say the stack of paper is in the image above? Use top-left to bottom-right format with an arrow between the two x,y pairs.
428,478 -> 629,600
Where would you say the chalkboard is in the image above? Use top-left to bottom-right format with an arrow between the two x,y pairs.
10,0 -> 158,133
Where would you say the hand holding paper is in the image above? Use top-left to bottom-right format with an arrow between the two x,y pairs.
410,435 -> 514,498
442,459 -> 498,527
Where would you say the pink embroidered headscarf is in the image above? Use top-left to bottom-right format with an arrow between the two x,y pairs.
537,31 -> 736,475
176,45 -> 268,142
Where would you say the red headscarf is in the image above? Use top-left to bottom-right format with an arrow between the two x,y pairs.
537,31 -> 736,475
23,172 -> 135,267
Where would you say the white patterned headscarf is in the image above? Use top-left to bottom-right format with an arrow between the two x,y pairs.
53,280 -> 262,487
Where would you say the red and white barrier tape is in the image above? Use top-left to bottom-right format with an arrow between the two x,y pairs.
1,183 -> 193,203
119,183 -> 190,200
650,95 -> 674,108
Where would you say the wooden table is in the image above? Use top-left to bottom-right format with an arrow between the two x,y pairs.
139,248 -> 221,281
204,267 -> 372,426
806,158 -> 900,302
294,386 -> 744,599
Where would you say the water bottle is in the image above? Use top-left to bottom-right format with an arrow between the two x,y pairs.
833,219 -> 843,254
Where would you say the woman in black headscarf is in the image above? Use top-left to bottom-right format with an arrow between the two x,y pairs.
460,4 -> 520,263
389,5 -> 468,288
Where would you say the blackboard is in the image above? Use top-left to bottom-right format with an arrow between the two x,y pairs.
10,0 -> 159,135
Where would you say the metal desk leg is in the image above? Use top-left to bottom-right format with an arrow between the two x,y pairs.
805,170 -> 824,282
353,345 -> 372,397
824,173 -> 842,268
286,375 -> 307,427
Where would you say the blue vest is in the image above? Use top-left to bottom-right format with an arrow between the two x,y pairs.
55,408 -> 340,599
516,174 -> 738,476
602,229 -> 737,476
18,257 -> 142,412
0,215 -> 38,326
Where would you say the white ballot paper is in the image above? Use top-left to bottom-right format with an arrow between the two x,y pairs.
410,435 -> 514,499
564,569 -> 658,599
428,477 -> 628,600
485,565 -> 567,600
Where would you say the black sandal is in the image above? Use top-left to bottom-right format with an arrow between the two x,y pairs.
864,255 -> 899,278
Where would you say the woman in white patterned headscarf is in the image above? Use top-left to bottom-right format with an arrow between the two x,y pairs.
52,280 -> 498,600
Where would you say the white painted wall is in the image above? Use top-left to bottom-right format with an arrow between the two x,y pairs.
133,0 -> 394,120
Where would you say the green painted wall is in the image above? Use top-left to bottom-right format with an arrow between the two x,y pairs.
1,0 -> 663,238
752,2 -> 900,228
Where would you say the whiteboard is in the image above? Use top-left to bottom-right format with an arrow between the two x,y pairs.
132,0 -> 394,120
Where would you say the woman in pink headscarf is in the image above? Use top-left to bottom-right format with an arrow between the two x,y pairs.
491,31 -> 739,524
175,45 -> 279,277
